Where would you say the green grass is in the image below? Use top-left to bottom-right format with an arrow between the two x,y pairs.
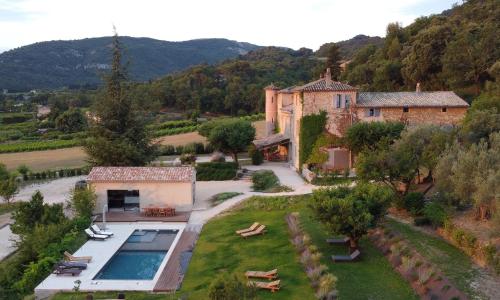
300,210 -> 418,300
386,219 -> 483,299
179,197 -> 315,299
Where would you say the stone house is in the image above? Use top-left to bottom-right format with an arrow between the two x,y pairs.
87,166 -> 196,213
254,68 -> 469,171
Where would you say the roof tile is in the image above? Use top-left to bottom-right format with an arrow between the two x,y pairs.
87,166 -> 194,182
356,92 -> 469,107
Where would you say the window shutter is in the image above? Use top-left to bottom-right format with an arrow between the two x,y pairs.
374,109 -> 380,117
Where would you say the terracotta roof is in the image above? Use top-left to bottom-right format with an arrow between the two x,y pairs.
264,83 -> 280,90
87,166 -> 194,182
294,78 -> 356,92
357,92 -> 469,107
279,86 -> 296,93
253,133 -> 289,149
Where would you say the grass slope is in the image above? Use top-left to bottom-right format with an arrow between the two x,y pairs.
300,211 -> 418,300
386,219 -> 484,299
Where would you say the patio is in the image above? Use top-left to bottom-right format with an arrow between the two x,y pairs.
94,211 -> 190,223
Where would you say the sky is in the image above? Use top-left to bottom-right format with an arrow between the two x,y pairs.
0,0 -> 458,53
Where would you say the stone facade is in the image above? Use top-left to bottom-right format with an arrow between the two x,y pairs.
262,69 -> 469,171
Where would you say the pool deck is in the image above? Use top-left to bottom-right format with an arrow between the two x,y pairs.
94,211 -> 190,223
154,229 -> 198,291
35,222 -> 186,298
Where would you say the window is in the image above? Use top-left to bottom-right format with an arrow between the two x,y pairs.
442,107 -> 447,112
271,96 -> 274,103
369,108 -> 375,117
335,94 -> 342,108
367,108 -> 380,117
403,107 -> 409,112
345,95 -> 350,108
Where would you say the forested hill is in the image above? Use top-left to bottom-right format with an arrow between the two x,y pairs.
0,37 -> 259,91
316,35 -> 384,59
341,0 -> 499,100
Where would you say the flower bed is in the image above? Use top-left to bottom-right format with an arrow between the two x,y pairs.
286,212 -> 337,300
369,226 -> 467,299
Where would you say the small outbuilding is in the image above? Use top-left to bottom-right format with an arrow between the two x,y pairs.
87,166 -> 196,213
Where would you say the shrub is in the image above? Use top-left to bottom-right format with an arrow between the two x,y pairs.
316,273 -> 337,300
404,192 -> 425,216
423,202 -> 448,227
417,268 -> 434,286
208,273 -> 257,300
401,256 -> 416,273
251,170 -> 279,191
180,153 -> 196,165
196,162 -> 238,181
68,187 -> 96,219
299,111 -> 327,167
414,216 -> 431,226
248,145 -> 263,165
159,144 -> 176,156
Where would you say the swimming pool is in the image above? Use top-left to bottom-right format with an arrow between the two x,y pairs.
94,229 -> 178,280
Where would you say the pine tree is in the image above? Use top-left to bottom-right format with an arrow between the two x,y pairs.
84,29 -> 157,166
325,44 -> 342,80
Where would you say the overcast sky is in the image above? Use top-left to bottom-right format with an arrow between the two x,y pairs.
0,0 -> 457,53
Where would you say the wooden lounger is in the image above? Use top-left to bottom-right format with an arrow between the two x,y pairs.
85,228 -> 109,240
245,269 -> 278,280
64,251 -> 92,263
332,249 -> 361,262
56,261 -> 87,270
91,224 -> 114,236
241,225 -> 266,238
236,222 -> 260,235
326,237 -> 350,244
248,280 -> 281,292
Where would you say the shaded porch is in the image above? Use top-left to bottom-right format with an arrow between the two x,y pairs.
94,210 -> 190,223
253,133 -> 290,161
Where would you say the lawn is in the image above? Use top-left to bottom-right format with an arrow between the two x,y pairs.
300,210 -> 418,300
386,219 -> 485,299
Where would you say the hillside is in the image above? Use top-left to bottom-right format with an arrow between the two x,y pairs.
316,35 -> 384,59
0,37 -> 259,91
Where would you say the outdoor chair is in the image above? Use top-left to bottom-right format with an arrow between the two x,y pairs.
248,280 -> 281,292
332,249 -> 361,262
85,228 -> 109,240
241,225 -> 266,238
53,267 -> 82,276
245,269 -> 278,280
236,222 -> 260,235
326,237 -> 350,244
64,251 -> 92,263
91,224 -> 114,236
56,261 -> 87,270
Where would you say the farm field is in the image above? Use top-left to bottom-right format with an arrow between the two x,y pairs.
0,120 -> 266,171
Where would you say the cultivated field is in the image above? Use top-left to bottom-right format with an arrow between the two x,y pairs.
0,120 -> 266,171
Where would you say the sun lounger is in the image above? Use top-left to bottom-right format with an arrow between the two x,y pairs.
64,251 -> 92,263
236,222 -> 260,235
53,267 -> 82,276
248,280 -> 280,292
245,269 -> 278,280
56,261 -> 87,270
91,224 -> 114,236
326,237 -> 350,244
241,225 -> 266,238
332,249 -> 361,262
85,228 -> 109,240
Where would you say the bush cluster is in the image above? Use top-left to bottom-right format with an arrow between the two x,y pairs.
158,143 -> 213,156
0,113 -> 33,124
196,162 -> 238,181
22,166 -> 90,181
248,145 -> 263,165
251,170 -> 280,191
0,139 -> 79,153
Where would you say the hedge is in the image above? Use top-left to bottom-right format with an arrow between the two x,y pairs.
0,113 -> 33,124
299,111 -> 327,168
23,166 -> 91,181
149,119 -> 197,130
196,162 -> 238,181
158,143 -> 213,156
152,125 -> 198,137
0,139 -> 80,153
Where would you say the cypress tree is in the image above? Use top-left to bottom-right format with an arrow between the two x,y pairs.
84,29 -> 157,166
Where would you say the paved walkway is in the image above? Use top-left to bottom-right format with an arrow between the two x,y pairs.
188,162 -> 316,226
14,176 -> 85,204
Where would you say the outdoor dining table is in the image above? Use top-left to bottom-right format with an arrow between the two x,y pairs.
143,206 -> 175,217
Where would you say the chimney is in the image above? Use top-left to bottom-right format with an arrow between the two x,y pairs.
416,82 -> 421,93
325,68 -> 332,82
319,73 -> 324,79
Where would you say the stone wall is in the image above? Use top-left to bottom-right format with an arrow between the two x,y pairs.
355,106 -> 467,125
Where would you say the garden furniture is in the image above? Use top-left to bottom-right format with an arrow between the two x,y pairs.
53,267 -> 82,276
56,261 -> 87,270
64,251 -> 92,263
248,280 -> 281,292
332,249 -> 360,262
236,222 -> 260,235
245,268 -> 278,280
241,225 -> 266,238
91,224 -> 113,236
326,237 -> 350,244
85,228 -> 109,240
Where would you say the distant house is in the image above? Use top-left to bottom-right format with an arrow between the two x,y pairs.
36,105 -> 51,118
255,68 -> 469,171
87,166 -> 196,213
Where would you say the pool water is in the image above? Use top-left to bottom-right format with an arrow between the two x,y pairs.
95,251 -> 166,280
94,229 -> 178,280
